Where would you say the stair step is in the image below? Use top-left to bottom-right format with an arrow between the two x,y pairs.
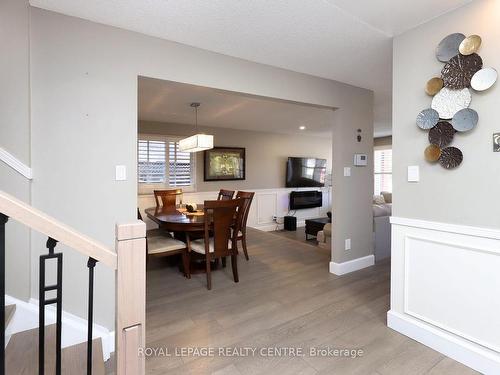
5,304 -> 16,327
6,324 -> 105,375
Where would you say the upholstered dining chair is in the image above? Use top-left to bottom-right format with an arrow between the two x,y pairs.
154,189 -> 183,209
234,191 -> 255,260
137,209 -> 189,275
217,189 -> 235,201
187,198 -> 244,290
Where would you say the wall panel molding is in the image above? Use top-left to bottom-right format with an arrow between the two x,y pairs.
138,187 -> 331,231
0,147 -> 32,179
390,217 -> 500,374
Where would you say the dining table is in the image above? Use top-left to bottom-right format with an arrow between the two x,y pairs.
145,206 -> 209,234
145,205 -> 215,273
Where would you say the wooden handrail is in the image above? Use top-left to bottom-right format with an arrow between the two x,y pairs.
0,190 -> 117,269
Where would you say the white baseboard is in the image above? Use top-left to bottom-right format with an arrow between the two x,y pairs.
387,310 -> 500,374
5,295 -> 113,361
329,254 -> 374,275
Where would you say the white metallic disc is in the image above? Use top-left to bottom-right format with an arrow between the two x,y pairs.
431,87 -> 471,120
471,67 -> 498,91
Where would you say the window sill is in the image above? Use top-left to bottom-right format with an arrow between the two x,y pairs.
138,184 -> 197,195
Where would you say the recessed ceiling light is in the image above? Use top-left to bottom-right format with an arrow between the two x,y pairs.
299,126 -> 306,130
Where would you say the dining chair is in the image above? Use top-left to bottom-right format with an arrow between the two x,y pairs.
234,191 -> 255,260
154,189 -> 183,209
187,198 -> 244,290
137,209 -> 189,275
217,189 -> 235,201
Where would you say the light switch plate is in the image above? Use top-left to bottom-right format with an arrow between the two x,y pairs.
407,166 -> 419,182
115,165 -> 127,181
344,167 -> 351,177
345,238 -> 351,250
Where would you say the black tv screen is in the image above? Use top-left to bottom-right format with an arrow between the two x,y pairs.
286,157 -> 326,187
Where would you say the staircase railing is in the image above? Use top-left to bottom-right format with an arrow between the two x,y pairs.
0,190 -> 146,375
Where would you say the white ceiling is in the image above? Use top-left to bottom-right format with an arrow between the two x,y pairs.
31,0 -> 473,137
139,77 -> 335,137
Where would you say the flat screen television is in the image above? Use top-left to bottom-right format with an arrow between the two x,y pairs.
286,157 -> 326,187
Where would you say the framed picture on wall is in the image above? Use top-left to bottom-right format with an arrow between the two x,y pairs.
204,147 -> 246,181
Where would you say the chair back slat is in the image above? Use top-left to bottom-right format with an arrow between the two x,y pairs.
235,191 -> 255,233
217,189 -> 235,201
154,189 -> 182,209
203,199 -> 244,258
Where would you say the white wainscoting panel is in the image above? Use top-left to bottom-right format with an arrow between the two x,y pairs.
256,192 -> 277,225
389,217 -> 500,374
138,187 -> 331,232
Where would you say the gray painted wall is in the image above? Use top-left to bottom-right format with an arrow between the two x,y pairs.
0,0 -> 32,300
393,0 -> 500,228
11,7 -> 374,329
138,121 -> 332,192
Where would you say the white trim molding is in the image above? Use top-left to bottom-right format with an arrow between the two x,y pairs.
5,295 -> 114,360
0,147 -> 32,179
388,311 -> 500,374
389,216 -> 500,374
329,254 -> 374,275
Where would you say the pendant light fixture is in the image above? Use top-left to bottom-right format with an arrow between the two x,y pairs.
179,102 -> 214,153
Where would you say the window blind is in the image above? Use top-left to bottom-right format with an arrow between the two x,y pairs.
168,141 -> 192,186
138,137 -> 194,187
138,140 -> 166,183
374,149 -> 392,195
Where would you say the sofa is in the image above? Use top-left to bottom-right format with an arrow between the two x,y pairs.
317,223 -> 331,250
316,191 -> 392,260
373,191 -> 392,261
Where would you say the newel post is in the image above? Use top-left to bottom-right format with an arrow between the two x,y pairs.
115,221 -> 146,375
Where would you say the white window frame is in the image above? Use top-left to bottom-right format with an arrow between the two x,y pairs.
374,145 -> 392,195
137,134 -> 196,194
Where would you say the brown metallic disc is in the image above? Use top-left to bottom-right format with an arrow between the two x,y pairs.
441,53 -> 483,89
459,35 -> 482,55
425,144 -> 442,162
425,77 -> 444,96
439,147 -> 463,169
429,121 -> 455,147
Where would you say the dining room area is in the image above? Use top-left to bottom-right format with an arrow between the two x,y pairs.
139,188 -> 255,290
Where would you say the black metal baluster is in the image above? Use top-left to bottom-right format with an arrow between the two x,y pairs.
87,257 -> 97,375
0,213 -> 8,375
39,237 -> 63,375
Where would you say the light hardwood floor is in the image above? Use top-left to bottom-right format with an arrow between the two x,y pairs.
142,228 -> 477,375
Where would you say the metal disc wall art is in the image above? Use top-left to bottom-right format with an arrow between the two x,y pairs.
416,108 -> 439,130
424,144 -> 442,162
451,108 -> 478,132
471,67 -> 498,91
417,32 -> 495,169
429,121 -> 455,147
459,35 -> 482,55
431,87 -> 471,119
439,147 -> 463,169
441,53 -> 483,89
436,33 -> 465,62
425,77 -> 444,96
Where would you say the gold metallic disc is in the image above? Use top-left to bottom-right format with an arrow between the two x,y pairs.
425,77 -> 444,96
459,35 -> 482,55
424,144 -> 441,162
